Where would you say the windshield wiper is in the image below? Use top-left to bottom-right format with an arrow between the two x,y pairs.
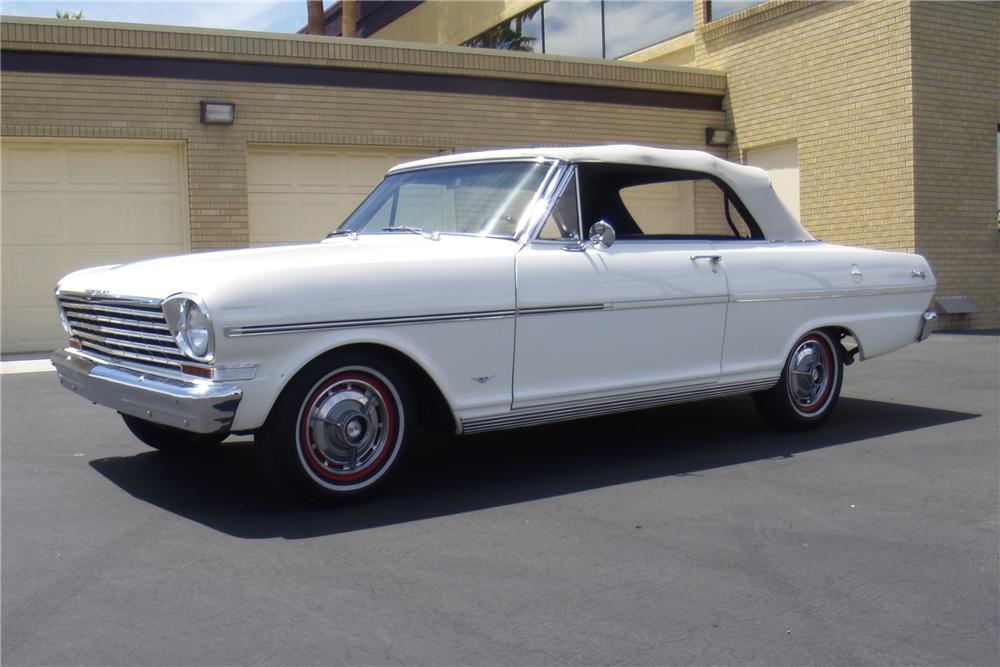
324,229 -> 357,240
382,226 -> 440,241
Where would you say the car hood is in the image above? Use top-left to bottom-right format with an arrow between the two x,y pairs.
57,235 -> 519,328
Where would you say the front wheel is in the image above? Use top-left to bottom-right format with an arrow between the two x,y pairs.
121,414 -> 227,453
256,353 -> 412,505
753,329 -> 843,431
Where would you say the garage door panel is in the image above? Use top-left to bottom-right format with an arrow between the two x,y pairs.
295,198 -> 350,239
2,246 -> 81,299
297,153 -> 341,187
67,149 -> 119,184
125,199 -> 184,242
248,145 -> 433,247
247,197 -> 291,245
2,303 -> 65,353
68,198 -> 124,240
2,197 -> 64,241
2,140 -> 187,353
344,155 -> 395,188
247,151 -> 292,187
3,146 -> 60,185
125,149 -> 178,185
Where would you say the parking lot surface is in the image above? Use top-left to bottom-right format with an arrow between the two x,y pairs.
2,333 -> 998,666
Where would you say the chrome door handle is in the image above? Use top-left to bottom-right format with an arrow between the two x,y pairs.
690,255 -> 722,273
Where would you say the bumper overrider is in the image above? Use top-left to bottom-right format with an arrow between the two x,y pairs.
918,309 -> 937,342
51,349 -> 241,434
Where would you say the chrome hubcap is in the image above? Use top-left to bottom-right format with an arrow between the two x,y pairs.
306,380 -> 387,473
788,339 -> 830,409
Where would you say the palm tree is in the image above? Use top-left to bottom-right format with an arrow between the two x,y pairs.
306,0 -> 326,35
306,1 -> 358,37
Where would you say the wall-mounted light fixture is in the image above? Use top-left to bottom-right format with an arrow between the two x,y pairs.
705,127 -> 733,147
200,101 -> 235,125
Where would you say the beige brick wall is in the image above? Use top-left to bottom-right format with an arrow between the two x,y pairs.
692,0 -> 998,329
909,1 -> 999,330
1,17 -> 726,251
694,1 -> 916,250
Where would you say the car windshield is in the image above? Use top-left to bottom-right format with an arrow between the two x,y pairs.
337,161 -> 552,239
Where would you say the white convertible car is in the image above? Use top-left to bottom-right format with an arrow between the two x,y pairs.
52,145 -> 937,502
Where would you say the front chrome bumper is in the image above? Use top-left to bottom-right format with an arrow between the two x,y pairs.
51,349 -> 241,434
918,309 -> 937,342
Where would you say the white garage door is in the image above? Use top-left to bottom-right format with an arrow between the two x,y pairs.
746,141 -> 800,221
247,145 -> 433,246
1,140 -> 187,353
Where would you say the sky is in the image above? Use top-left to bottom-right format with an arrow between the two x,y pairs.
0,0 -> 310,33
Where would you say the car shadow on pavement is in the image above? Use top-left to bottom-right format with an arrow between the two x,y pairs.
89,395 -> 977,539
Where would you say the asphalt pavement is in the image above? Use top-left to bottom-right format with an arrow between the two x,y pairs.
2,334 -> 997,666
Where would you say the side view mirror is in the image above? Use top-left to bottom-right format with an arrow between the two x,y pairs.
561,219 -> 616,253
588,220 -> 616,249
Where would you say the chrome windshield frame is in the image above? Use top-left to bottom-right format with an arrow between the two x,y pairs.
338,157 -> 566,242
518,162 -> 578,244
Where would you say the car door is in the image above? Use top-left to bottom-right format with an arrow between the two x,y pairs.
512,167 -> 730,410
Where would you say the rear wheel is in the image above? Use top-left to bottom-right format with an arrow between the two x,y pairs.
121,414 -> 227,453
753,329 -> 843,431
256,352 -> 412,505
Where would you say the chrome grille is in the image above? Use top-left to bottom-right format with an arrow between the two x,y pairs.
58,293 -> 187,370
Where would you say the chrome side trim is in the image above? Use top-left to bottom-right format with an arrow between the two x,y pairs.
733,285 -> 933,303
461,377 -> 778,434
228,295 -> 734,337
517,304 -> 605,316
51,349 -> 241,434
225,309 -> 517,337
606,295 -> 729,310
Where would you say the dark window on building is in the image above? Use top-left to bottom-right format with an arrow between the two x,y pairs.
463,4 -> 542,52
462,0 -> 693,60
707,0 -> 765,22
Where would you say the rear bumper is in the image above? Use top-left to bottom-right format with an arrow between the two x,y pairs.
918,309 -> 937,342
51,349 -> 241,434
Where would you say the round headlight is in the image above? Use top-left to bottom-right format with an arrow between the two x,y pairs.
182,301 -> 211,357
163,294 -> 215,362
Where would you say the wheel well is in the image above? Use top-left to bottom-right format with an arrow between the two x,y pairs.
823,325 -> 862,365
296,343 -> 457,435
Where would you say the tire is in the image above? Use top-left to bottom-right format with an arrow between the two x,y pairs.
255,352 -> 413,505
121,414 -> 227,453
753,329 -> 843,431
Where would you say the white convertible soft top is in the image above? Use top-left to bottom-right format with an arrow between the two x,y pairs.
391,144 -> 812,241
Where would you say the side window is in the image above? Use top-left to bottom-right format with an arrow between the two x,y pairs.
619,181 -> 694,235
537,175 -> 581,241
577,165 -> 761,240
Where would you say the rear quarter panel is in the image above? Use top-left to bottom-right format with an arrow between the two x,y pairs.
716,241 -> 936,379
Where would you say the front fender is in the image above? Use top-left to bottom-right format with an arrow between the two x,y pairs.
226,319 -> 515,432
